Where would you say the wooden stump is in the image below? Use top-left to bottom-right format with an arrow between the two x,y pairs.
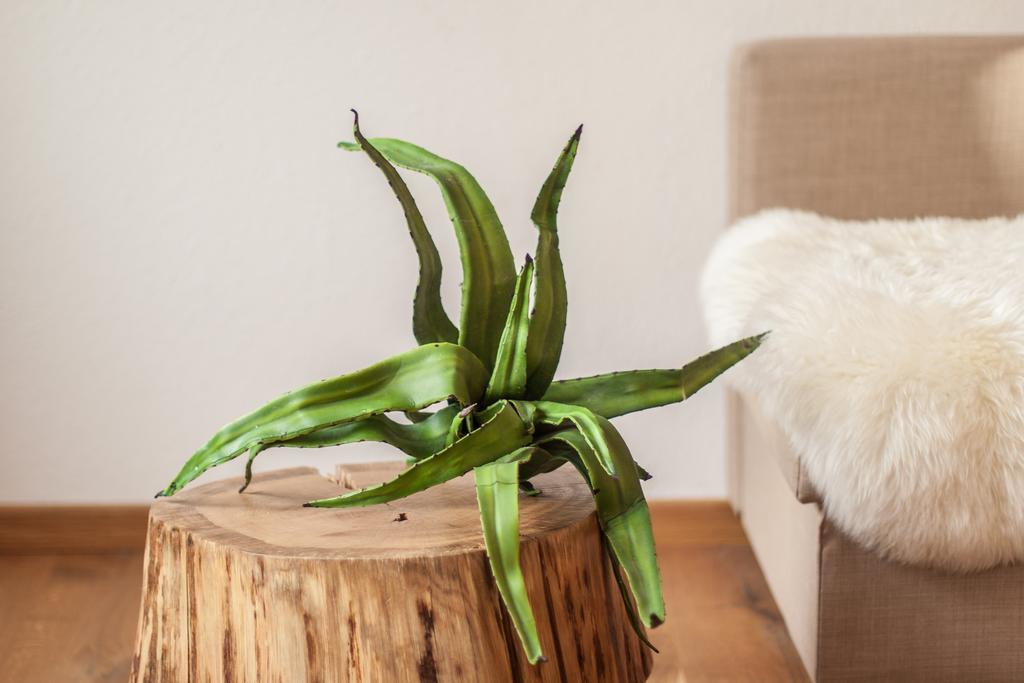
130,462 -> 653,682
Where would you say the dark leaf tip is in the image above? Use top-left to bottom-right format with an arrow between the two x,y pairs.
350,109 -> 362,137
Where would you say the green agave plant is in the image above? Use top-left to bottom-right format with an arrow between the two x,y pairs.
158,111 -> 763,664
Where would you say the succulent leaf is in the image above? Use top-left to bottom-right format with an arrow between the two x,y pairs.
474,450 -> 546,664
601,499 -> 664,627
485,257 -> 536,402
532,400 -> 625,476
348,112 -> 458,345
305,400 -> 531,508
537,428 -> 665,628
404,410 -> 433,423
604,540 -> 659,652
269,406 -> 457,458
524,126 -> 581,398
239,444 -> 268,493
496,436 -> 659,646
516,427 -> 649,486
159,343 -> 487,497
237,406 -> 461,492
340,137 -> 516,371
542,333 -> 766,418
516,448 -> 568,480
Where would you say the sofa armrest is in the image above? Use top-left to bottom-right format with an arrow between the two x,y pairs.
731,390 -> 820,506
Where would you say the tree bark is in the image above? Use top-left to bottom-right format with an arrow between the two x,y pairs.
131,462 -> 652,682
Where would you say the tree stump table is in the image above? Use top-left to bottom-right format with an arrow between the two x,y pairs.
130,462 -> 653,682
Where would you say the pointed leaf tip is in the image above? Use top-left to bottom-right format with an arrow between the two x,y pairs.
346,110 -> 363,148
351,109 -> 362,138
573,123 -> 583,139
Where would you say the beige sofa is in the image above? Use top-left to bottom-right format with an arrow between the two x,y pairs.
727,36 -> 1024,682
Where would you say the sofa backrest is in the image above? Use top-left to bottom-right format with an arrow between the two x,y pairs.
730,35 -> 1024,221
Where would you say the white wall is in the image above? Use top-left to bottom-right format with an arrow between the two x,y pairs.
2,1 -> 1022,503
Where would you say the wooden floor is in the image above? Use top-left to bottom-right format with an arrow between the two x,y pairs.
0,501 -> 808,682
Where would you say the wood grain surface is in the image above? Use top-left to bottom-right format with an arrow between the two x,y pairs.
130,463 -> 652,682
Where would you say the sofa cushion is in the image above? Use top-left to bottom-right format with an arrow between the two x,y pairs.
702,208 -> 1024,571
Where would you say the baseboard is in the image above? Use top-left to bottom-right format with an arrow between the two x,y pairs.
0,499 -> 737,554
0,505 -> 150,554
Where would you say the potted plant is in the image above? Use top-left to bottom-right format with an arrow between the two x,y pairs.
157,112 -> 762,664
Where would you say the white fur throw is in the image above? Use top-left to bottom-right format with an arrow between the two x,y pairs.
701,209 -> 1024,572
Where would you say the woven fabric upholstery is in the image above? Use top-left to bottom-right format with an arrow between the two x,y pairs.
818,522 -> 1024,682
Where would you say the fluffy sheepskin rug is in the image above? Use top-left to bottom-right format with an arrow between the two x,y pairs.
701,209 -> 1024,572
